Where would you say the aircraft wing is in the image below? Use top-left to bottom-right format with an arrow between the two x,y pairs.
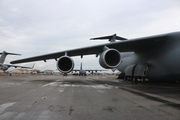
4,64 -> 35,69
10,33 -> 168,64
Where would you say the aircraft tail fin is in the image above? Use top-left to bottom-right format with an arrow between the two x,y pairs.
0,51 -> 21,64
31,64 -> 35,69
80,62 -> 82,70
90,34 -> 127,43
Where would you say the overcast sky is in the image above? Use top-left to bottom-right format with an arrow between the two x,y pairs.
0,0 -> 180,72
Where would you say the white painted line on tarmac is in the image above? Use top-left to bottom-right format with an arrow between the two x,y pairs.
59,87 -> 66,93
0,102 -> 16,114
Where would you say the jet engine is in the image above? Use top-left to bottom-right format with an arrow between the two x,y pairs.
99,49 -> 121,69
56,56 -> 74,73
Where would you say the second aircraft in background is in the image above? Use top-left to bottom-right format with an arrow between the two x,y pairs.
0,51 -> 34,72
73,62 -> 107,76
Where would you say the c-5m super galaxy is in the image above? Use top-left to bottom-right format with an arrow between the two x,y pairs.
11,31 -> 180,81
0,51 -> 34,72
73,62 -> 107,76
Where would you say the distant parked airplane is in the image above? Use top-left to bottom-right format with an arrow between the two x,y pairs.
73,63 -> 107,76
0,51 -> 34,72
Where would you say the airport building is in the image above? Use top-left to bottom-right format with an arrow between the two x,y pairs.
9,69 -> 31,74
44,70 -> 54,75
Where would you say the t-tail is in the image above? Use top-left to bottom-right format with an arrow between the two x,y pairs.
80,62 -> 82,70
90,34 -> 127,42
0,51 -> 21,64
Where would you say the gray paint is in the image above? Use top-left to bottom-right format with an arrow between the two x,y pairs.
10,31 -> 180,81
73,63 -> 106,76
0,51 -> 33,71
117,32 -> 180,80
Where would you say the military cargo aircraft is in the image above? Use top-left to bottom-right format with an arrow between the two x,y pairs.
0,51 -> 34,72
73,62 -> 107,76
10,31 -> 180,81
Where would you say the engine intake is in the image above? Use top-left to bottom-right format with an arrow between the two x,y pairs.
56,56 -> 74,73
99,49 -> 121,69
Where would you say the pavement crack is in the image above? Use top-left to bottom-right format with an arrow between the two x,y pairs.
48,105 -> 53,111
103,106 -> 116,112
48,105 -> 65,112
32,101 -> 38,105
69,106 -> 74,115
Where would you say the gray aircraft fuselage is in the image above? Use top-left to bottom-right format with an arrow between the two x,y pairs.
77,63 -> 87,76
0,63 -> 9,71
74,63 -> 103,76
0,51 -> 33,72
79,69 -> 87,76
0,51 -> 11,71
118,33 -> 180,81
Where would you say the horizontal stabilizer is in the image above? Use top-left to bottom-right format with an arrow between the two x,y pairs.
5,63 -> 35,69
0,51 -> 21,56
90,34 -> 127,42
5,52 -> 21,56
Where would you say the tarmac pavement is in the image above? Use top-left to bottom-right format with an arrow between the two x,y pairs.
0,74 -> 179,120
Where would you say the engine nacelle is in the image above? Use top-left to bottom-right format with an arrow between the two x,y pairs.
99,49 -> 121,69
56,56 -> 74,73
